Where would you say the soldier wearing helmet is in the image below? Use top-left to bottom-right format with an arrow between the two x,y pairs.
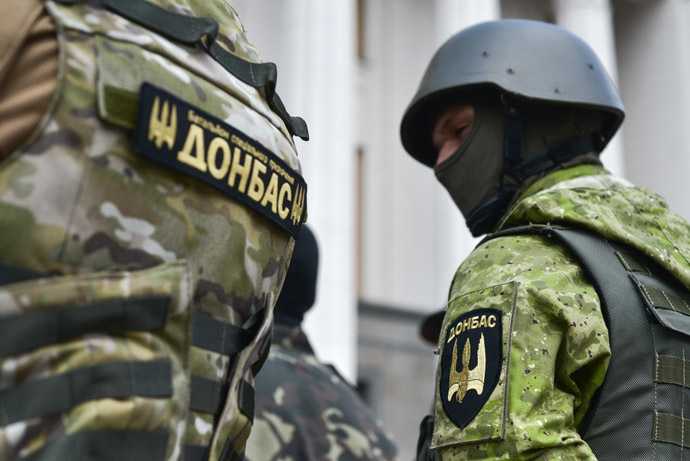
245,225 -> 399,461
402,20 -> 690,460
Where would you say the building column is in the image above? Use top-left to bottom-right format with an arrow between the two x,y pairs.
286,0 -> 358,381
553,0 -> 624,177
434,0 -> 500,45
613,0 -> 690,221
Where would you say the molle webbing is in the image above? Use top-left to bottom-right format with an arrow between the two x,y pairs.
183,310 -> 266,460
192,311 -> 251,356
21,430 -> 169,461
0,359 -> 172,425
53,0 -> 309,141
0,262 -> 44,286
189,310 -> 264,419
190,375 -> 229,415
655,413 -> 690,449
0,295 -> 170,356
484,224 -> 690,459
656,355 -> 690,388
0,264 -> 177,458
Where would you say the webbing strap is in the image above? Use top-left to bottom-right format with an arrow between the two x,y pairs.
190,375 -> 228,415
0,359 -> 172,425
642,285 -> 690,316
22,430 -> 168,461
0,262 -> 45,286
53,0 -> 309,140
103,0 -> 218,44
416,415 -> 441,461
0,295 -> 170,356
239,379 -> 255,422
501,96 -> 524,181
520,132 -> 604,179
184,444 -> 209,461
252,333 -> 271,376
191,312 -> 250,356
187,378 -> 253,461
614,250 -> 650,274
656,355 -> 690,388
654,413 -> 690,448
189,376 -> 253,420
189,377 -> 254,431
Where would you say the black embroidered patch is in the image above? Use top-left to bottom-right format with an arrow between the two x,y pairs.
132,83 -> 306,238
439,308 -> 502,429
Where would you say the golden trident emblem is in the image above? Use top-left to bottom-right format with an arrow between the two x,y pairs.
148,96 -> 178,150
447,334 -> 486,403
290,185 -> 306,226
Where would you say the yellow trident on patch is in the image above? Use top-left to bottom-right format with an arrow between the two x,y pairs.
447,334 -> 487,403
290,185 -> 306,226
148,96 -> 178,150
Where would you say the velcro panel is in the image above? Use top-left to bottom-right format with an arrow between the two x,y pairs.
102,85 -> 139,129
0,295 -> 170,356
0,359 -> 172,425
655,355 -> 690,388
654,413 -> 690,448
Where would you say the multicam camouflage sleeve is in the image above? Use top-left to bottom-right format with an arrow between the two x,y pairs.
431,234 -> 610,460
0,1 -> 307,460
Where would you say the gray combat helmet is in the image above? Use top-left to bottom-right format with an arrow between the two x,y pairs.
400,19 -> 625,167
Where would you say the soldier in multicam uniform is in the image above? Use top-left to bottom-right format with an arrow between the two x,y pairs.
245,226 -> 399,461
0,1 -> 308,460
401,19 -> 690,460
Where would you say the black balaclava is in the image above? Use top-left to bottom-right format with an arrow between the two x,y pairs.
274,225 -> 319,327
433,94 -> 604,236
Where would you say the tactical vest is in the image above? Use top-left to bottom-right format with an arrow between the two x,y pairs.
416,224 -> 690,460
491,225 -> 690,460
0,1 -> 307,460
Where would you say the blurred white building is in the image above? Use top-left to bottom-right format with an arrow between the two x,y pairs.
233,0 -> 690,458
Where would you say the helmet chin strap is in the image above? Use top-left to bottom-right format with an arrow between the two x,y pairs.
466,95 -> 606,237
466,186 -> 519,236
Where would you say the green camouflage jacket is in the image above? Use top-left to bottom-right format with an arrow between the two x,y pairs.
432,165 -> 690,460
245,324 -> 399,461
0,1 -> 306,460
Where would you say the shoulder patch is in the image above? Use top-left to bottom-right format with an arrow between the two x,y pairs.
132,83 -> 307,238
439,308 -> 502,429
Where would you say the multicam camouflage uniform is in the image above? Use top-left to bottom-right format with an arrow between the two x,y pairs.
0,1 -> 306,460
245,324 -> 399,461
432,164 -> 690,460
